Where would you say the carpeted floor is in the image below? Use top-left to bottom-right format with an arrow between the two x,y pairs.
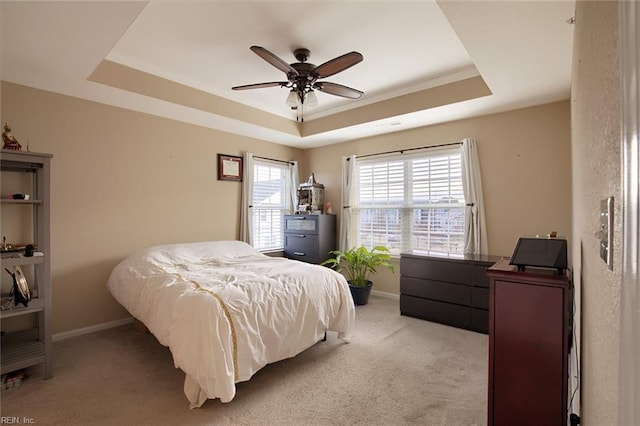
0,296 -> 488,425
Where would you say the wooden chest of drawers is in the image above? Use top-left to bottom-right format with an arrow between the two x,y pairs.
400,252 -> 502,333
487,259 -> 572,425
283,214 -> 336,264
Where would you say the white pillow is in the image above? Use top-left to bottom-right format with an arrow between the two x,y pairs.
139,240 -> 263,265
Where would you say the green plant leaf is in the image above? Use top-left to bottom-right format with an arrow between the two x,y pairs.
320,245 -> 395,286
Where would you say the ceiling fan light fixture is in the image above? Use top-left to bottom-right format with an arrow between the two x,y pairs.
305,90 -> 318,107
286,89 -> 298,107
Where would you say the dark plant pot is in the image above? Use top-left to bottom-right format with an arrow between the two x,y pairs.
348,281 -> 373,305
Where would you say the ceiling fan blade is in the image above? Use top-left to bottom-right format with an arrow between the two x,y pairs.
232,82 -> 288,90
250,46 -> 298,76
313,51 -> 363,79
314,82 -> 364,99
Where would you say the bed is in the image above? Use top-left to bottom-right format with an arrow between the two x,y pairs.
107,240 -> 355,408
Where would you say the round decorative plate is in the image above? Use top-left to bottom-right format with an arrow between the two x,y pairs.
13,266 -> 31,301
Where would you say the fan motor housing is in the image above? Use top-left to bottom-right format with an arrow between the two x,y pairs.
293,48 -> 311,62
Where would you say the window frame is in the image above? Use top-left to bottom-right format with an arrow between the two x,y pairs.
353,148 -> 465,256
250,158 -> 292,252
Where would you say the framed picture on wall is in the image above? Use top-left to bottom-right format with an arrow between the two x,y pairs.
217,154 -> 243,181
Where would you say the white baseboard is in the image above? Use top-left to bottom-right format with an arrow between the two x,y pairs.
371,290 -> 399,300
52,317 -> 134,342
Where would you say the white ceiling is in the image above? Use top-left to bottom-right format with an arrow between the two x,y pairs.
1,1 -> 575,149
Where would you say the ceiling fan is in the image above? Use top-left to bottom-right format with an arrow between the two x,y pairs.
232,46 -> 364,119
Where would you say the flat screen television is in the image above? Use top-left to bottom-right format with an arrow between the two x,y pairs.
509,237 -> 567,273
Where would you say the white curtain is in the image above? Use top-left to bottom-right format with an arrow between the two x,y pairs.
240,153 -> 298,246
339,155 -> 358,251
461,138 -> 488,255
240,152 -> 255,245
287,161 -> 299,213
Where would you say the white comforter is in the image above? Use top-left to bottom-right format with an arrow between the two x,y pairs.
107,240 -> 355,407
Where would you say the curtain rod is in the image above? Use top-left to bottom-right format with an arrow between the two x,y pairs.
349,141 -> 462,160
254,155 -> 295,165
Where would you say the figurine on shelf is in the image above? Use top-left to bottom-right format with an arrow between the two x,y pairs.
307,173 -> 317,185
325,202 -> 333,214
2,123 -> 22,151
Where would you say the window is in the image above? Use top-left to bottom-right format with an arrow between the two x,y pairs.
251,159 -> 292,251
355,148 -> 464,256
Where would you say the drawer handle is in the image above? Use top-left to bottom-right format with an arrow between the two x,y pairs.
295,234 -> 306,238
294,252 -> 306,256
292,216 -> 306,220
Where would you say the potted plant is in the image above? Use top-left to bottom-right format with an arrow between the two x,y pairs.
321,245 -> 395,305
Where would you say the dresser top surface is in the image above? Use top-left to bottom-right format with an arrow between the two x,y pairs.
487,258 -> 571,282
401,251 -> 504,265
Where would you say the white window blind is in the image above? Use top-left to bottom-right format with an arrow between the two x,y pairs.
355,148 -> 465,256
252,159 -> 290,251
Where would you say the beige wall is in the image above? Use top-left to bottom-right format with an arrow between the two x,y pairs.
571,1 -> 621,423
1,83 -> 572,335
1,82 -> 303,334
305,101 -> 572,294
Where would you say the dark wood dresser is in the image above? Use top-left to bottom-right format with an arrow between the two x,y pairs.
486,258 -> 572,426
399,252 -> 503,333
283,214 -> 336,264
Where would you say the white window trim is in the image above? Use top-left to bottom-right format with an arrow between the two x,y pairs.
352,147 -> 465,256
249,157 -> 297,252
